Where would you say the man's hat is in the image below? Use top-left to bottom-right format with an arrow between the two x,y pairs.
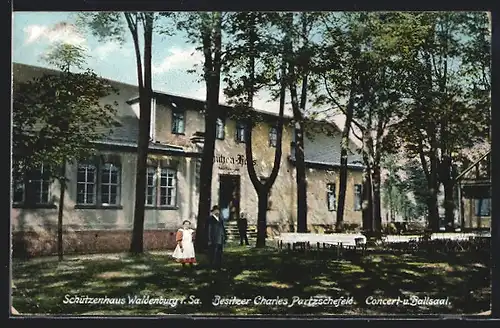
211,205 -> 219,212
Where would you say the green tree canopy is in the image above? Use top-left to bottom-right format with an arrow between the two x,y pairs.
13,43 -> 118,182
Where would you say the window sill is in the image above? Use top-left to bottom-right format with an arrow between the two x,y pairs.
145,206 -> 179,210
74,205 -> 124,210
171,132 -> 185,136
12,203 -> 57,209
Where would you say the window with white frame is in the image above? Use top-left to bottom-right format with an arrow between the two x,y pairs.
216,118 -> 225,140
32,166 -> 51,204
327,183 -> 336,211
269,126 -> 278,147
100,163 -> 120,205
77,163 -> 97,205
354,184 -> 362,211
146,165 -> 177,207
236,122 -> 246,143
76,158 -> 121,207
171,110 -> 185,134
12,164 -> 51,206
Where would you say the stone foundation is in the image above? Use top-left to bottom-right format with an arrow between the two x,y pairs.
12,229 -> 179,258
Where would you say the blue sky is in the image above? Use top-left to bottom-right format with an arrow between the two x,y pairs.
13,12 -> 218,102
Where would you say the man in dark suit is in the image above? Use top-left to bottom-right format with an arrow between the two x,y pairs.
238,212 -> 249,246
207,205 -> 225,270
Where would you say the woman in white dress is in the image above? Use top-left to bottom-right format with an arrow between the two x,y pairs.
172,220 -> 196,268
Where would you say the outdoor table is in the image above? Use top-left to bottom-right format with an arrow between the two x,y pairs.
276,233 -> 367,256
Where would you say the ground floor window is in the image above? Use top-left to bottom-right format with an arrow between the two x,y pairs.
12,164 -> 51,206
146,164 -> 177,208
76,155 -> 121,207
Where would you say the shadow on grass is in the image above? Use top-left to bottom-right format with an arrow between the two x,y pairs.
12,244 -> 491,316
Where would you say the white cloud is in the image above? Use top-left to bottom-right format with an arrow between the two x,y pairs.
24,22 -> 86,47
93,41 -> 128,60
152,47 -> 203,75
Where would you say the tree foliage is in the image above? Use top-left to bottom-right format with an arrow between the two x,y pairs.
13,44 -> 118,181
393,12 -> 490,230
381,155 -> 427,223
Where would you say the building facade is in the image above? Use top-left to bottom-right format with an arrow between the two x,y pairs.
11,63 -> 364,257
458,151 -> 491,230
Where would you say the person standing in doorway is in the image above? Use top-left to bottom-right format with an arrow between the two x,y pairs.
230,191 -> 239,221
238,212 -> 250,246
207,205 -> 225,270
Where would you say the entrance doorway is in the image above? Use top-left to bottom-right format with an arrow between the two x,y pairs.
219,174 -> 240,221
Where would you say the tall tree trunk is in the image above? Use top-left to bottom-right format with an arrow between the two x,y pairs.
362,168 -> 374,234
388,183 -> 394,222
256,193 -> 269,247
336,89 -> 355,232
130,14 -> 153,255
243,20 -> 286,248
372,164 -> 382,234
416,130 -> 440,232
443,180 -> 454,230
441,157 -> 455,231
286,13 -> 309,233
361,130 -> 372,234
428,159 -> 440,232
195,103 -> 217,251
195,12 -> 222,251
427,192 -> 440,231
371,116 -> 385,234
57,162 -> 66,261
245,87 -> 285,247
294,124 -> 307,233
361,128 -> 376,235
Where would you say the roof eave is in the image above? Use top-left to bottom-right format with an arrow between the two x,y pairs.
288,156 -> 365,171
93,140 -> 202,158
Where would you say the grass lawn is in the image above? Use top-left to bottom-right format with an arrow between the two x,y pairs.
11,243 -> 491,316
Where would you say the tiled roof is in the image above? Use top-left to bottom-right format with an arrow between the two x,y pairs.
101,116 -> 140,143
